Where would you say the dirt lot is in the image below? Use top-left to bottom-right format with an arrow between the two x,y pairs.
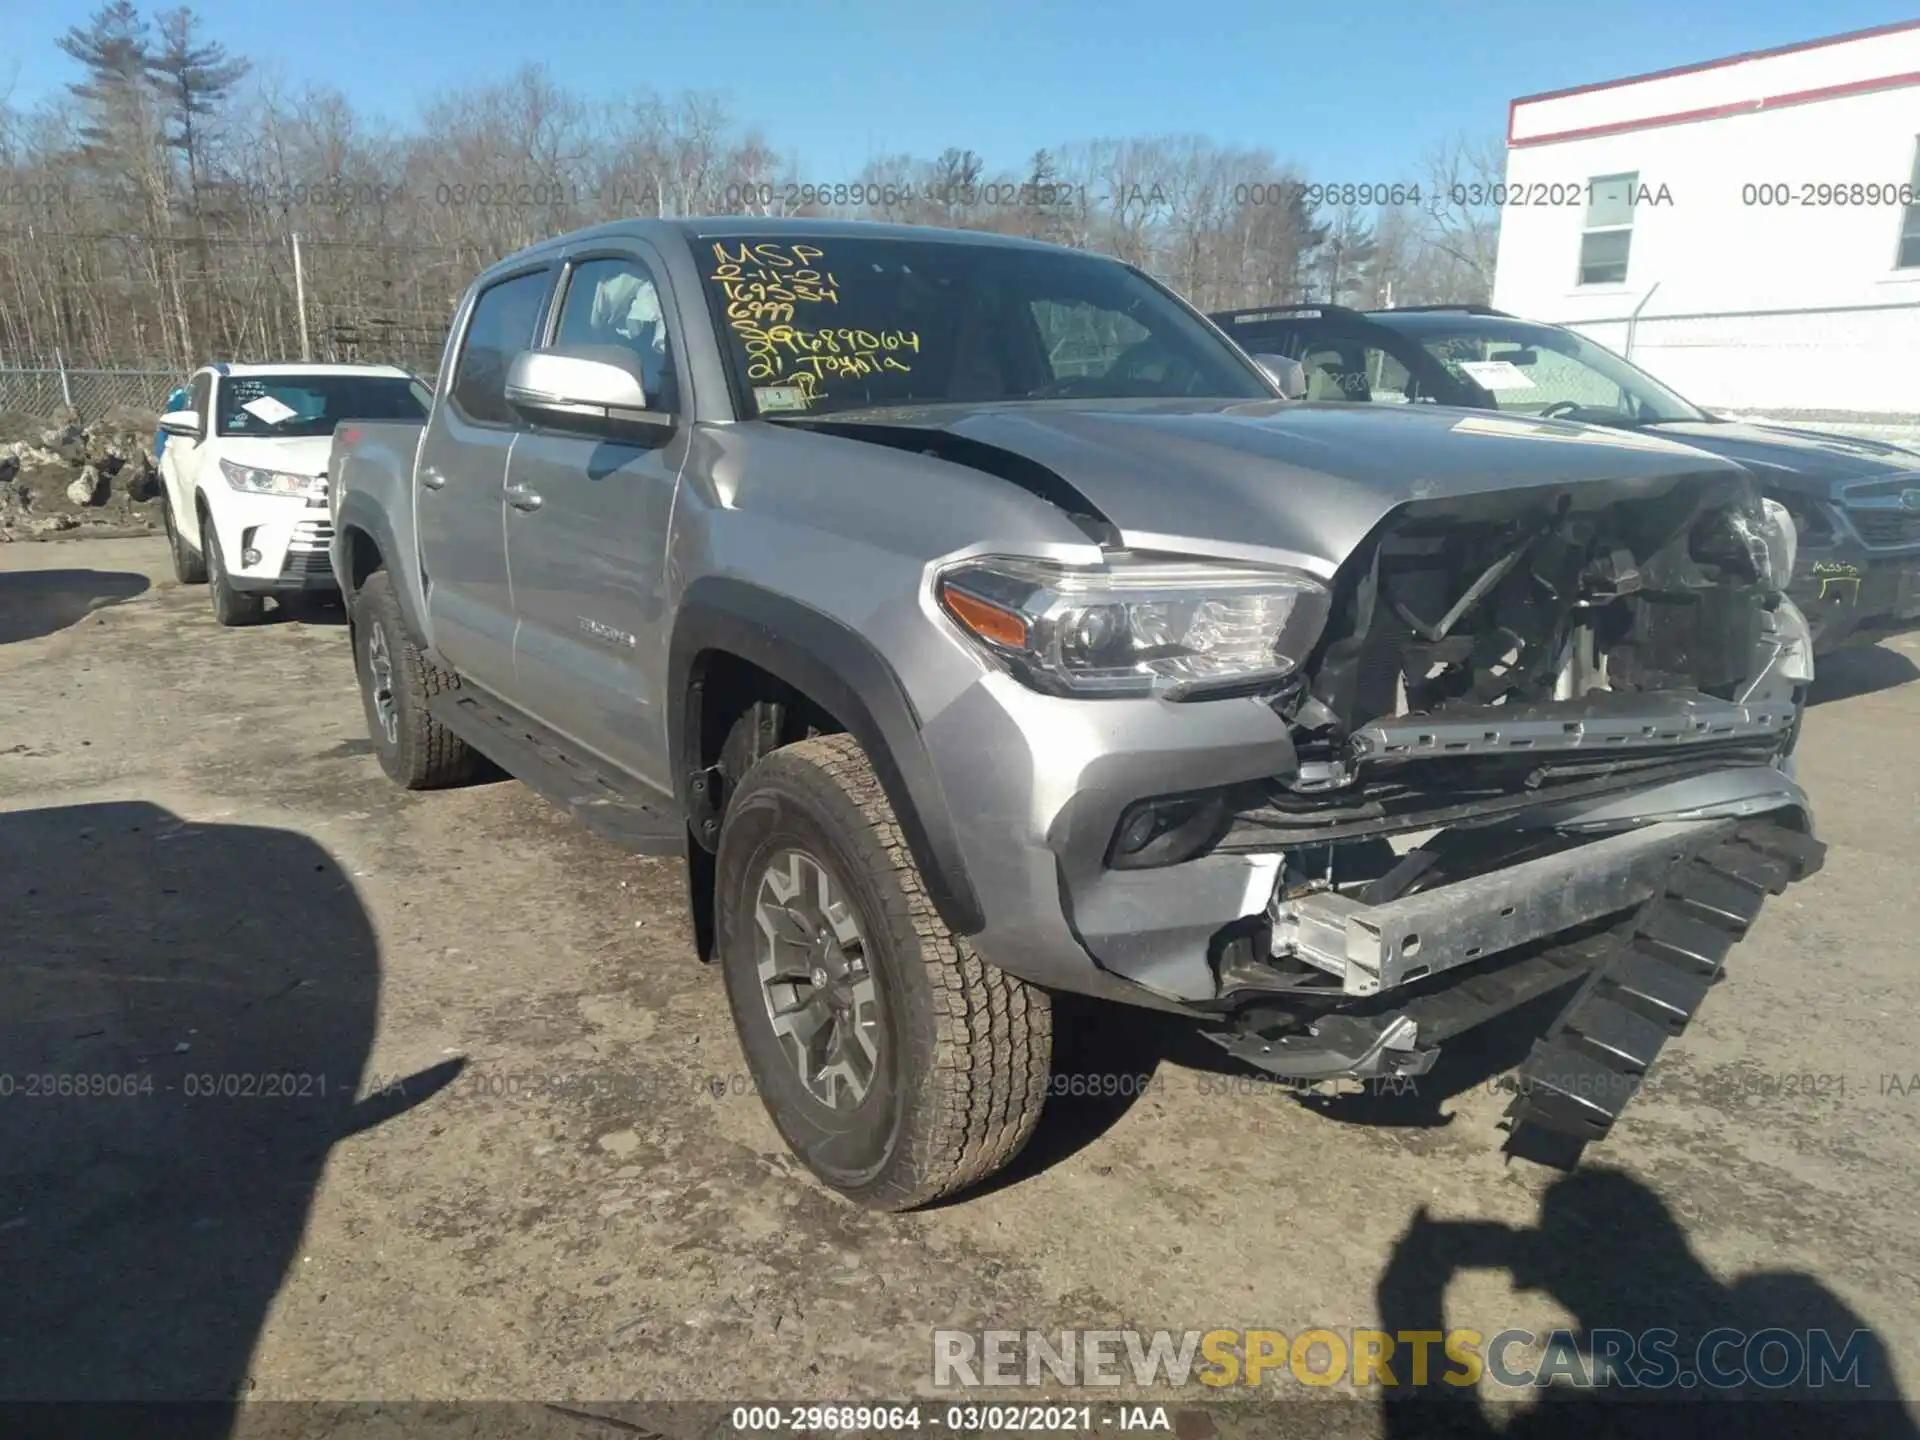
4,535 -> 1919,1436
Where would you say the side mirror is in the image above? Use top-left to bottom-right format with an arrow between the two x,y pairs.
1252,354 -> 1308,400
158,409 -> 201,439
504,347 -> 671,431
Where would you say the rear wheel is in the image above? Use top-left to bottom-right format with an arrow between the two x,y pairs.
203,515 -> 264,627
164,489 -> 207,585
715,733 -> 1051,1210
350,569 -> 478,789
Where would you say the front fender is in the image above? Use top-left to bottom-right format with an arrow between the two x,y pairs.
330,488 -> 430,647
668,576 -> 985,937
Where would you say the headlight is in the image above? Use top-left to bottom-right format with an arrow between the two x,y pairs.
935,553 -> 1331,699
1757,498 -> 1798,590
220,457 -> 326,499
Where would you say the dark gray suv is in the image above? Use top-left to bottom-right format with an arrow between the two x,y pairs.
1212,302 -> 1920,653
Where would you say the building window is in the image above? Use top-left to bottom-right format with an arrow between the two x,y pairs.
1577,172 -> 1637,285
1899,137 -> 1920,270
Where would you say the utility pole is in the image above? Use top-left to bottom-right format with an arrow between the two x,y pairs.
291,232 -> 312,361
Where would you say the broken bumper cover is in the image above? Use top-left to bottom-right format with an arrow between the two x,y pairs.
1267,818 -> 1751,999
1208,813 -> 1826,1160
926,613 -> 1810,1012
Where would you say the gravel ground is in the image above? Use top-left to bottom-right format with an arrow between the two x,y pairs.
2,536 -> 1918,1439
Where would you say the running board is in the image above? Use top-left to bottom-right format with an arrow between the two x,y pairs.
429,689 -> 686,857
1501,817 -> 1825,1166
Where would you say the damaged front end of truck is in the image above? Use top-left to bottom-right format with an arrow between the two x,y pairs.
1161,466 -> 1824,1162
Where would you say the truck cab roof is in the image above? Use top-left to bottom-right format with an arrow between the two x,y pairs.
194,362 -> 418,380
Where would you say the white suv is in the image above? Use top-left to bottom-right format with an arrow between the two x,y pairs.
159,363 -> 430,624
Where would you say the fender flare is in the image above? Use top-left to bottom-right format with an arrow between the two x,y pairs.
668,576 -> 985,937
330,490 -> 431,646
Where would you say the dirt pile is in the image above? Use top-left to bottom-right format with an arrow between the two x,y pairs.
0,406 -> 166,542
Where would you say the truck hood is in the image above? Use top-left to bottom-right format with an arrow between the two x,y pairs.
1643,420 -> 1920,497
213,435 -> 334,478
801,400 -> 1748,573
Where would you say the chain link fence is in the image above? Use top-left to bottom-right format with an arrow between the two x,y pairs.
1563,301 -> 1920,425
0,367 -> 184,425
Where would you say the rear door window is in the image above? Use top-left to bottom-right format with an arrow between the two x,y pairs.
451,269 -> 554,425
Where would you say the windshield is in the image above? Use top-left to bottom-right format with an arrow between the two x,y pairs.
695,235 -> 1272,418
214,374 -> 430,438
1408,325 -> 1706,426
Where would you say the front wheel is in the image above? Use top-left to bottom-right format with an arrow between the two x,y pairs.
714,733 -> 1052,1211
164,489 -> 207,585
349,569 -> 478,789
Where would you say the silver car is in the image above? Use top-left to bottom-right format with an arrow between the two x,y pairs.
330,219 -> 1825,1209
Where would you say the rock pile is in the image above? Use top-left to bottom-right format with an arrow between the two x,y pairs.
0,407 -> 166,541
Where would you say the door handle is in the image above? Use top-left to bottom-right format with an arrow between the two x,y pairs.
420,467 -> 447,490
505,482 -> 543,512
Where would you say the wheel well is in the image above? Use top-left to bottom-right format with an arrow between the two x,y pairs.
682,649 -> 845,964
338,526 -> 384,596
692,649 -> 844,799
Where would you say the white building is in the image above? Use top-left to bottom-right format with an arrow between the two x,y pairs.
1491,20 -> 1920,425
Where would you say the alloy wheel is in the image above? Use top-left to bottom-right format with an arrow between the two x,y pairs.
752,848 -> 881,1109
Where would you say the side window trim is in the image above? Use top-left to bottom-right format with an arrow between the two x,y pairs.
445,262 -> 559,432
189,371 -> 214,439
545,242 -> 688,420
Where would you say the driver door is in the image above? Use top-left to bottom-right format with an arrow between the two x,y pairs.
503,245 -> 691,790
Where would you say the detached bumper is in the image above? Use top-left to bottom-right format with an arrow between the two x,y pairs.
1269,818 -> 1741,999
1210,814 -> 1826,1161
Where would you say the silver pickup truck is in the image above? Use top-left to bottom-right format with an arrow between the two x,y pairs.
329,218 -> 1825,1210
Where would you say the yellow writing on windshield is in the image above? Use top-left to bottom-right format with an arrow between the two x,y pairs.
708,240 -> 918,405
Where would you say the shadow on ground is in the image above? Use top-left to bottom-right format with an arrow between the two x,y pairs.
264,592 -> 349,627
0,801 -> 462,1436
1374,1167 -> 1917,1434
1809,641 -> 1920,705
0,569 -> 149,645
976,979 -> 1582,1201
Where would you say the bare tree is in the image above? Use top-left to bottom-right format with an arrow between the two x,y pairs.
0,18 -> 1513,373
1412,131 -> 1506,304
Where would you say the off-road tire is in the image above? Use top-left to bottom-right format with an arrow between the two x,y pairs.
202,514 -> 264,627
350,569 -> 479,790
164,490 -> 207,585
715,733 -> 1051,1210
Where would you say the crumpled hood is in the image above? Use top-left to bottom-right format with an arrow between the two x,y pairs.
1645,420 -> 1920,496
213,435 -> 334,479
812,400 -> 1749,574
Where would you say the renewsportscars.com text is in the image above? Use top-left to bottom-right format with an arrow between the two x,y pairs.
932,1327 -> 1876,1391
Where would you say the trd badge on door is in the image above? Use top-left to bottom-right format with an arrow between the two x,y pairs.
578,615 -> 639,649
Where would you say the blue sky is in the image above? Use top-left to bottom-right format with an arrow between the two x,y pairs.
3,0 -> 1915,184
